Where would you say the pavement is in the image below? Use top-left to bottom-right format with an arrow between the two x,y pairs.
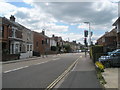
58,53 -> 102,89
102,68 -> 119,89
2,54 -> 59,64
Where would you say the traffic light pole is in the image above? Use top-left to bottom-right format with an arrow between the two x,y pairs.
88,22 -> 91,46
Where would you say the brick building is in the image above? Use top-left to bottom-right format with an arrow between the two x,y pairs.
33,31 -> 50,56
97,29 -> 117,51
0,15 -> 33,60
113,17 -> 120,49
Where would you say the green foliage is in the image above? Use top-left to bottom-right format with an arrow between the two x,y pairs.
90,45 -> 104,63
63,44 -> 72,53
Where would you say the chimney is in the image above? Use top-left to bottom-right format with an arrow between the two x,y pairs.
42,30 -> 45,35
10,15 -> 15,22
52,34 -> 55,37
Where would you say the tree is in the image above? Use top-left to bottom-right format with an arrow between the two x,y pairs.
63,44 -> 72,53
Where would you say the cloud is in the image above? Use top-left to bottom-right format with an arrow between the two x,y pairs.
0,0 -> 118,44
31,1 -> 117,31
0,2 -> 17,17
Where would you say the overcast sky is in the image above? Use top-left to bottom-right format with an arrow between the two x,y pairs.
0,0 -> 119,44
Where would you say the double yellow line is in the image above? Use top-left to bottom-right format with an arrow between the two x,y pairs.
45,56 -> 81,90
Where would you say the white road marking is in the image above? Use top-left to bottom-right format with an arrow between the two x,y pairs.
4,66 -> 29,73
52,58 -> 60,61
35,61 -> 49,65
3,57 -> 61,73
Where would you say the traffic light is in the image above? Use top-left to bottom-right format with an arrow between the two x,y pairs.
84,38 -> 88,47
84,38 -> 87,43
84,30 -> 88,37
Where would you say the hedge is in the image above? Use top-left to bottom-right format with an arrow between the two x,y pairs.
90,45 -> 104,63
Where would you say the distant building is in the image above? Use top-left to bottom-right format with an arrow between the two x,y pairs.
52,35 -> 63,47
63,40 -> 83,53
113,17 -> 120,48
97,29 -> 117,51
49,37 -> 57,47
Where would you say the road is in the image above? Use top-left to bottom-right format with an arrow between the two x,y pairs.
2,53 -> 80,88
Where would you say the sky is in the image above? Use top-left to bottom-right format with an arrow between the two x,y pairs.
0,0 -> 119,44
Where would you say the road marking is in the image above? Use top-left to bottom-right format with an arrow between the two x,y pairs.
4,66 -> 29,73
80,56 -> 82,58
3,58 -> 60,74
45,56 -> 80,90
35,61 -> 49,65
52,58 -> 60,61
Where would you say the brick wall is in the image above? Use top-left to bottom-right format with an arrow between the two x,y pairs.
33,31 -> 50,55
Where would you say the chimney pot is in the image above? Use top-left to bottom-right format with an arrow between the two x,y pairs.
52,34 -> 55,37
42,30 -> 45,35
10,15 -> 15,22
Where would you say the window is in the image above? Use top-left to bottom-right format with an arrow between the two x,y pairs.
20,44 -> 22,52
11,28 -> 14,37
11,44 -> 14,54
36,42 -> 38,47
45,39 -> 47,44
42,40 -> 44,44
27,45 -> 29,51
30,45 -> 32,51
2,25 -> 4,38
15,44 -> 19,54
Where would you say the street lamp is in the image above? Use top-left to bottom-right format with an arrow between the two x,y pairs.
84,22 -> 92,46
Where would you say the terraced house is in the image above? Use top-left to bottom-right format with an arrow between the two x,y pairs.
33,30 -> 51,56
0,15 -> 33,61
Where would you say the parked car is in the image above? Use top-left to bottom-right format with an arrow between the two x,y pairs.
108,49 -> 120,55
98,53 -> 120,67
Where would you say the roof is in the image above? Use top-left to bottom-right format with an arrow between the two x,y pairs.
113,17 -> 120,26
33,31 -> 50,39
1,17 -> 31,31
97,28 -> 117,41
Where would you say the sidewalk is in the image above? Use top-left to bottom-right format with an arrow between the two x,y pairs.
59,54 -> 102,89
2,54 -> 59,64
102,68 -> 119,88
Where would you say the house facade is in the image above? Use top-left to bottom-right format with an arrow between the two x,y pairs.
20,27 -> 33,59
1,16 -> 23,55
1,15 -> 33,60
113,17 -> 120,48
97,29 -> 117,51
50,38 -> 57,47
33,31 -> 50,56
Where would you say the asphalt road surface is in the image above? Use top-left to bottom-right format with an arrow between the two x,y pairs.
2,53 -> 80,88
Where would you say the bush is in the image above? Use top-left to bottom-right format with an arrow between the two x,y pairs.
63,45 -> 72,53
90,45 -> 104,63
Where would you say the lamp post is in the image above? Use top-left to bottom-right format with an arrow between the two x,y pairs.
84,22 -> 91,46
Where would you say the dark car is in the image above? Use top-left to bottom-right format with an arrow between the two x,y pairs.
110,53 -> 120,67
99,53 -> 120,67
